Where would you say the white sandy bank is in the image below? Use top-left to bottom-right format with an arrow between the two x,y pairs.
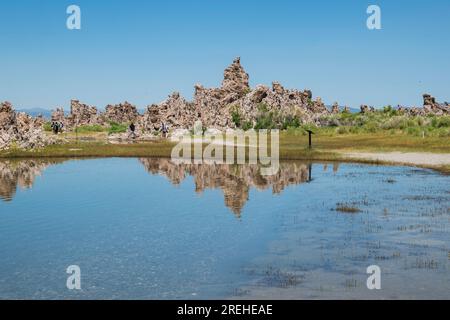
343,152 -> 450,166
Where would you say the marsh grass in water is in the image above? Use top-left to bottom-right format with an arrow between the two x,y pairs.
259,266 -> 303,288
335,202 -> 362,213
0,159 -> 449,299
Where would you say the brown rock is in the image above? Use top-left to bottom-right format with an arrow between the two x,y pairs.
140,92 -> 196,133
103,101 -> 139,124
221,57 -> 250,99
331,102 -> 340,114
0,102 -> 53,150
139,158 -> 310,217
67,100 -> 102,127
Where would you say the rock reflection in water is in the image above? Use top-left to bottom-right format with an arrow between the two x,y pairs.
139,158 -> 326,216
0,159 -> 64,202
0,158 -> 339,216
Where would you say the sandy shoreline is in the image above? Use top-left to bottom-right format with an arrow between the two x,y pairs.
343,152 -> 450,167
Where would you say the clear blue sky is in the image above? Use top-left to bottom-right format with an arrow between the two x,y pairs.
0,0 -> 449,110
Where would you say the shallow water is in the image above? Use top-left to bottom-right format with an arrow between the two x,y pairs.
0,158 -> 448,299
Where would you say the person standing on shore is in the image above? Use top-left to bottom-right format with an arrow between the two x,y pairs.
51,122 -> 60,134
128,122 -> 136,139
161,122 -> 169,138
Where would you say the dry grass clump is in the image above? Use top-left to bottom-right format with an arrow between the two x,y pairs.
335,202 -> 362,213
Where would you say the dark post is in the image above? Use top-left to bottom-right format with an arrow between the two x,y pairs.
309,131 -> 312,148
306,129 -> 314,149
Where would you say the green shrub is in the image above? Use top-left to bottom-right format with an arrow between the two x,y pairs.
431,116 -> 450,128
231,110 -> 241,128
437,128 -> 450,137
242,121 -> 253,131
254,103 -> 278,129
349,126 -> 361,134
43,122 -> 52,132
281,116 -> 301,130
406,126 -> 421,136
301,124 -> 318,133
108,122 -> 128,134
337,126 -> 349,134
382,116 -> 407,130
75,124 -> 105,133
382,105 -> 398,116
255,113 -> 276,129
364,121 -> 379,133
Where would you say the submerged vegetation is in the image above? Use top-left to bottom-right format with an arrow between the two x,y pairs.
335,203 -> 362,213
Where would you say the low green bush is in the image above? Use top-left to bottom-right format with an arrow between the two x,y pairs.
43,122 -> 53,132
431,116 -> 450,128
75,124 -> 105,133
281,116 -> 301,130
108,122 -> 128,134
254,103 -> 278,129
242,121 -> 253,131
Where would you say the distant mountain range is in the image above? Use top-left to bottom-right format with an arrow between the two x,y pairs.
16,108 -> 53,119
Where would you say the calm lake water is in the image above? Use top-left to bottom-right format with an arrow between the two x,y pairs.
0,158 -> 448,299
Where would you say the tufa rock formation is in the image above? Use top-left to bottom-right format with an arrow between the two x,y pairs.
103,101 -> 139,124
139,158 -> 312,217
0,157 -> 315,213
139,57 -> 330,133
360,105 -> 375,113
192,57 -> 251,128
395,94 -> 449,116
53,99 -> 141,128
51,108 -> 67,128
0,102 -> 53,150
45,59 -> 449,138
422,93 -> 450,115
0,159 -> 65,201
5,58 -> 449,148
66,99 -> 103,128
140,92 -> 196,132
52,101 -> 140,129
331,102 -> 340,114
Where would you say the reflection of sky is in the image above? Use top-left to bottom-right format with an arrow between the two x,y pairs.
0,158 -> 449,299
